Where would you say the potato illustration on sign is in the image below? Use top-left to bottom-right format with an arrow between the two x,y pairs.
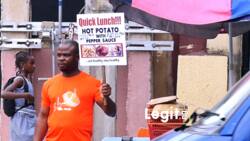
81,45 -> 96,58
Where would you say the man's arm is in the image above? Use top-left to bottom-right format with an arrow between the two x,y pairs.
34,106 -> 50,141
96,83 -> 116,117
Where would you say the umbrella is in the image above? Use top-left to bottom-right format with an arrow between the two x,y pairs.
110,0 -> 250,39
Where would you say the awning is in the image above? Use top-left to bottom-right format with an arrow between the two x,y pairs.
110,0 -> 250,38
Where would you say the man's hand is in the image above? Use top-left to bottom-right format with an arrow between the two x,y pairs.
100,83 -> 111,98
96,83 -> 116,117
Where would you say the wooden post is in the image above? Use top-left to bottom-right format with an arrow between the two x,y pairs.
152,34 -> 174,98
232,35 -> 243,84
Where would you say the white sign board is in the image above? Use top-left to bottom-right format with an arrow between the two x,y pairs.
77,13 -> 127,66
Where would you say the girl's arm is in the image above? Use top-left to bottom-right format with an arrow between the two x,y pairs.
1,77 -> 33,100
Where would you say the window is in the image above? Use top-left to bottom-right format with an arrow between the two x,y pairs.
31,0 -> 84,22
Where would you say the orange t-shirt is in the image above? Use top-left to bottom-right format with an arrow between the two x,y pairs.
41,71 -> 102,141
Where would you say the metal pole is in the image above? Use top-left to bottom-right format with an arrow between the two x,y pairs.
52,30 -> 56,76
58,0 -> 63,41
228,22 -> 234,89
52,0 -> 63,76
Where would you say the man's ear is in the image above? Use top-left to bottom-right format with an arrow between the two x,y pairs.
75,53 -> 80,61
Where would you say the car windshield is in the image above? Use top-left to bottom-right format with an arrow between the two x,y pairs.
194,72 -> 250,126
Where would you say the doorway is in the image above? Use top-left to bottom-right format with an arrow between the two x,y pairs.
31,0 -> 85,22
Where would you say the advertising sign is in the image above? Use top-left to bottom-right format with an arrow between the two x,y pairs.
77,13 -> 127,66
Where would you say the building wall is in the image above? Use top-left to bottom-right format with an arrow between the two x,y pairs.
207,34 -> 242,84
116,66 -> 128,136
116,33 -> 152,136
0,0 -> 30,140
31,48 -> 53,112
126,52 -> 152,136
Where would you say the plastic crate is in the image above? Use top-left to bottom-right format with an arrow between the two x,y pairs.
147,116 -> 183,124
148,123 -> 182,131
148,130 -> 168,139
148,123 -> 183,140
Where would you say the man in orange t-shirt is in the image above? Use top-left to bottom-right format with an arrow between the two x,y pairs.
34,40 -> 116,141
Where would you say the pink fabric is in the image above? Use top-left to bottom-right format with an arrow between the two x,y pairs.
132,0 -> 232,25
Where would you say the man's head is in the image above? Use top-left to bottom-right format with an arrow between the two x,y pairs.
57,40 -> 79,73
